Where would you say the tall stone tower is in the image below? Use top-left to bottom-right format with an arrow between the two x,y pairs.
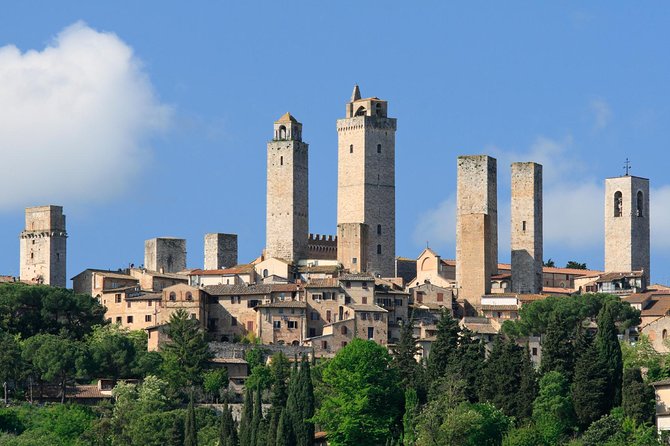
456,155 -> 498,310
145,237 -> 187,273
604,174 -> 650,281
511,162 -> 543,294
204,233 -> 238,270
337,85 -> 396,277
265,112 -> 309,262
19,205 -> 67,287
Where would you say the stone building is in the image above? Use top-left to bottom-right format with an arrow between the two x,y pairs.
456,156 -> 498,310
265,112 -> 309,263
337,86 -> 396,277
71,268 -> 139,297
101,285 -> 161,329
255,301 -> 307,345
161,283 -> 208,330
605,174 -> 650,281
144,237 -> 187,273
511,162 -> 543,294
19,205 -> 67,287
204,233 -> 237,270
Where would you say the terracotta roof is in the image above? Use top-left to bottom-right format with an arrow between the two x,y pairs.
438,259 -> 599,277
340,273 -> 375,281
304,278 -> 340,288
640,296 -> 670,317
297,265 -> 340,274
205,283 -> 301,296
491,273 -> 511,280
541,287 -> 574,295
595,271 -> 644,282
624,291 -> 658,304
71,268 -> 136,281
276,112 -> 298,123
347,304 -> 388,313
189,265 -> 255,276
125,292 -> 162,301
482,305 -> 519,311
256,301 -> 306,309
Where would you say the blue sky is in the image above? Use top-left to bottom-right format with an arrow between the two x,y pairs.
0,2 -> 669,284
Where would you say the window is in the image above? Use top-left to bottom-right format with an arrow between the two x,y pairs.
362,282 -> 368,290
288,321 -> 298,329
278,308 -> 284,314
263,269 -> 269,278
115,294 -> 121,304
322,341 -> 328,349
312,293 -> 323,301
248,300 -> 259,308
341,326 -> 348,335
169,292 -> 176,301
341,341 -> 347,348
377,224 -> 382,235
311,311 -> 319,321
374,313 -> 381,321
437,292 -> 444,302
352,257 -> 357,264
394,298 -> 403,306
326,310 -> 331,322
377,143 -> 381,154
361,312 -> 367,320
208,318 -> 218,331
309,328 -> 316,337
614,191 -> 623,217
349,144 -> 354,153
368,327 -> 374,339
145,315 -> 152,323
190,313 -> 197,319
231,317 -> 237,326
532,347 -> 538,356
345,281 -> 351,289
127,301 -> 131,308
185,292 -> 193,301
377,244 -> 382,255
127,316 -> 133,324
148,300 -> 152,307
664,330 -> 668,340
637,191 -> 644,217
362,296 -> 368,304
115,316 -> 122,324
273,321 -> 281,329
280,156 -> 283,166
278,125 -> 286,139
522,221 -> 526,231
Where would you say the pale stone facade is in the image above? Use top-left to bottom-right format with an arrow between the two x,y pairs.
511,162 -> 543,294
19,205 -> 67,287
605,175 -> 650,281
101,286 -> 161,329
204,233 -> 238,270
256,301 -> 307,345
144,238 -> 187,273
161,283 -> 208,330
71,269 -> 139,297
456,156 -> 498,311
337,223 -> 368,273
265,113 -> 309,263
337,86 -> 396,277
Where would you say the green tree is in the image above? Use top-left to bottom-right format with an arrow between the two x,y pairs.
516,346 -> 538,421
392,317 -> 421,391
565,261 -> 587,270
532,371 -> 575,444
22,334 -> 83,403
402,388 -> 419,446
184,393 -> 198,446
160,309 -> 211,392
596,301 -> 623,409
203,368 -> 228,403
622,367 -> 655,425
87,324 -> 139,383
0,330 -> 21,402
286,356 -> 315,446
450,328 -> 485,403
219,402 -> 238,446
543,259 -> 556,267
571,330 -> 608,430
239,387 -> 253,446
540,311 -> 575,381
426,309 -> 459,381
313,338 -> 402,446
249,388 -> 262,446
479,336 -> 526,419
276,409 -> 291,446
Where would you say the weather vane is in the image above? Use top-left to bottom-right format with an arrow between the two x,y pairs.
624,158 -> 631,176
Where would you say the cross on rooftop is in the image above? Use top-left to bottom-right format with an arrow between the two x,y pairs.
624,158 -> 631,176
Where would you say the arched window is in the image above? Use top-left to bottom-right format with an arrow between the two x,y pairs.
185,292 -> 193,301
663,329 -> 667,340
354,106 -> 366,116
263,269 -> 269,278
377,224 -> 382,235
377,244 -> 382,255
375,103 -> 383,116
349,144 -> 354,154
637,191 -> 644,217
278,125 -> 287,140
169,292 -> 176,301
614,191 -> 623,217
377,143 -> 382,153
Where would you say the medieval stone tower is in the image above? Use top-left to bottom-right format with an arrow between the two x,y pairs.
145,237 -> 187,273
511,162 -> 543,294
204,233 -> 238,270
265,112 -> 309,262
604,174 -> 650,281
456,155 -> 498,310
336,86 -> 396,277
19,205 -> 67,287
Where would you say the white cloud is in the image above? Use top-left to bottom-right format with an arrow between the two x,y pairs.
651,186 -> 670,249
544,181 -> 603,249
0,22 -> 170,210
413,195 -> 456,248
590,98 -> 612,131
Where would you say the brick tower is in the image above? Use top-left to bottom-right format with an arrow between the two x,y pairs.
511,162 -> 543,294
19,205 -> 67,287
336,85 -> 396,277
604,174 -> 650,281
265,112 -> 309,262
456,155 -> 498,310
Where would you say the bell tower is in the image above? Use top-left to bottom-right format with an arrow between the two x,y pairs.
265,112 -> 309,262
337,86 -> 397,277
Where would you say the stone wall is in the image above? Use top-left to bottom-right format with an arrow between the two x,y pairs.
307,233 -> 337,261
511,162 -> 543,293
19,205 -> 67,287
144,238 -> 187,273
337,223 -> 368,272
204,233 -> 238,270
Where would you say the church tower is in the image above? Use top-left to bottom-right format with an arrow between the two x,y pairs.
604,172 -> 650,281
265,112 -> 309,262
337,85 -> 397,277
19,205 -> 67,287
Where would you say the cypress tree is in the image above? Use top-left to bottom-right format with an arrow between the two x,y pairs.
622,367 -> 655,425
595,302 -> 623,409
540,310 -> 576,381
184,393 -> 198,446
266,352 -> 290,446
250,387 -> 262,446
265,411 -> 278,446
426,309 -> 459,381
220,402 -> 238,446
402,388 -> 419,446
239,387 -> 254,446
287,356 -> 315,446
516,345 -> 538,420
451,328 -> 485,403
571,329 -> 608,430
276,409 -> 291,446
392,316 -> 421,391
479,336 -> 525,418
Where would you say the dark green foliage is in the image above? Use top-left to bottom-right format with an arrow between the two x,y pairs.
249,388 -> 262,446
276,409 -> 291,446
596,302 -> 623,409
239,387 -> 253,446
286,356 -> 315,446
402,388 -> 419,446
0,330 -> 21,397
203,368 -> 228,403
622,367 -> 655,425
87,324 -> 139,382
565,261 -> 587,270
314,338 -> 402,446
0,283 -> 106,340
184,394 -> 198,446
516,346 -> 537,420
160,309 -> 211,392
0,404 -> 95,444
426,310 -> 459,381
450,328 -> 485,403
571,330 -> 608,430
580,414 -> 620,446
219,402 -> 238,446
540,311 -> 575,381
479,336 -> 528,419
392,316 -> 421,391
543,259 -> 556,267
502,425 -> 543,446
532,371 -> 574,444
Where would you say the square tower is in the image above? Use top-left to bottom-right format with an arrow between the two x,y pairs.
145,237 -> 187,273
605,175 -> 650,281
336,85 -> 396,277
337,223 -> 369,273
204,233 -> 238,270
456,155 -> 498,310
511,162 -> 543,294
19,205 -> 67,287
265,112 -> 309,262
